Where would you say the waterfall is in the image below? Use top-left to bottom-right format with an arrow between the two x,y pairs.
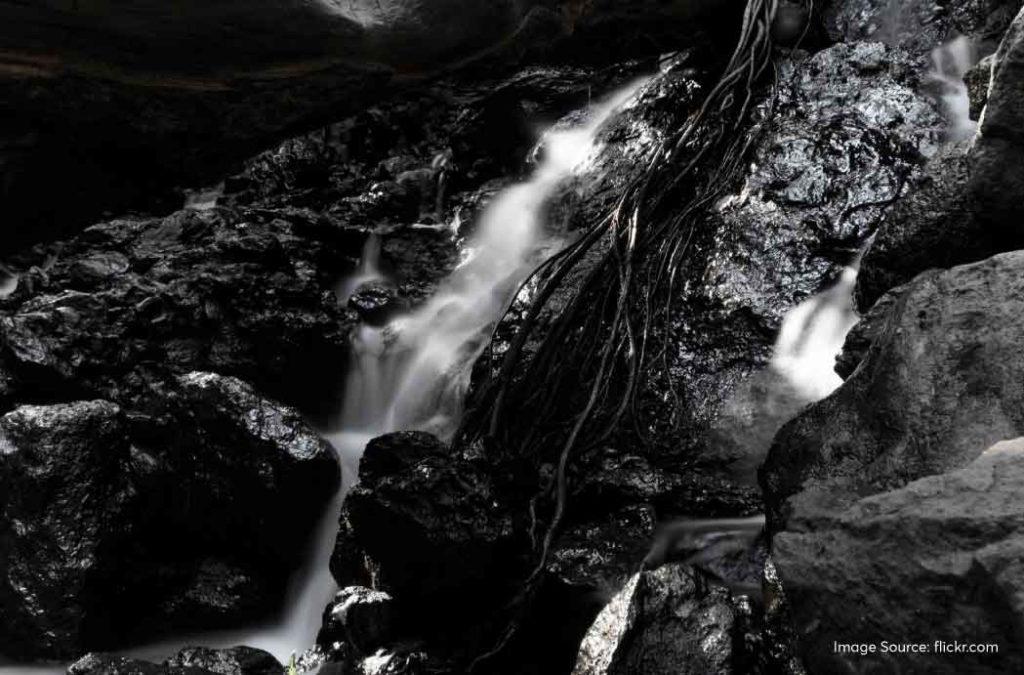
770,264 -> 860,401
927,36 -> 979,143
241,78 -> 649,665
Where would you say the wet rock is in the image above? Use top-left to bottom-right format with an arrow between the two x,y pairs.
348,282 -> 403,326
67,654 -> 204,675
970,5 -> 1024,235
854,144 -> 991,311
167,646 -> 283,675
771,439 -> 1024,673
333,432 -> 520,630
0,207 -> 355,417
966,53 -> 996,118
0,401 -> 135,659
705,40 -> 940,330
317,587 -> 397,656
572,564 -> 738,675
0,374 -> 338,659
67,646 -> 282,675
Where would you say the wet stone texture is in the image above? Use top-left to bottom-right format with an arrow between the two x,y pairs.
0,374 -> 338,659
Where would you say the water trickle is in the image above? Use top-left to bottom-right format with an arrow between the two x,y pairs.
337,233 -> 385,304
927,36 -> 980,143
771,264 -> 859,401
0,270 -> 17,299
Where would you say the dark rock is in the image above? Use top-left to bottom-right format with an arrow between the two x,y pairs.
167,646 -> 283,675
572,564 -> 738,675
0,0 -> 743,245
854,144 -> 989,311
67,654 -> 206,675
67,646 -> 282,675
348,282 -> 403,326
0,401 -> 135,659
970,5 -> 1024,235
0,207 -> 355,417
966,53 -> 996,118
0,373 -> 338,659
317,587 -> 397,656
333,432 -> 520,626
772,439 -> 1024,673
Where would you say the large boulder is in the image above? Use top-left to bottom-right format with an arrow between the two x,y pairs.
772,439 -> 1024,673
572,564 -> 739,675
332,432 -> 521,625
970,5 -> 1024,234
0,373 -> 338,659
762,251 -> 1024,672
0,206 -> 356,418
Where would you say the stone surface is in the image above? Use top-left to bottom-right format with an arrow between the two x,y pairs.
970,5 -> 1024,235
773,440 -> 1024,673
67,646 -> 282,675
821,0 -> 1023,57
333,432 -> 520,622
0,375 -> 338,659
572,564 -> 738,675
317,586 -> 397,656
764,251 -> 1024,672
0,207 -> 356,418
166,646 -> 283,675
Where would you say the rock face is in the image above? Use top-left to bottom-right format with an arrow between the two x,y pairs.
970,5 -> 1024,234
762,251 -> 1024,672
0,374 -> 338,659
772,440 -> 1024,673
0,207 -> 356,418
317,586 -> 397,657
68,646 -> 282,675
572,565 -> 739,675
333,432 -> 521,629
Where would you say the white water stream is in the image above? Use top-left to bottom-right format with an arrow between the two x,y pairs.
927,35 -> 980,143
201,80 -> 648,668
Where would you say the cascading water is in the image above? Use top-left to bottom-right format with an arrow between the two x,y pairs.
927,36 -> 980,143
242,79 -> 649,665
770,263 -> 860,401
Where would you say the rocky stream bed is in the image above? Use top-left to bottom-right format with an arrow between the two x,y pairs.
4,1 -> 1024,674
